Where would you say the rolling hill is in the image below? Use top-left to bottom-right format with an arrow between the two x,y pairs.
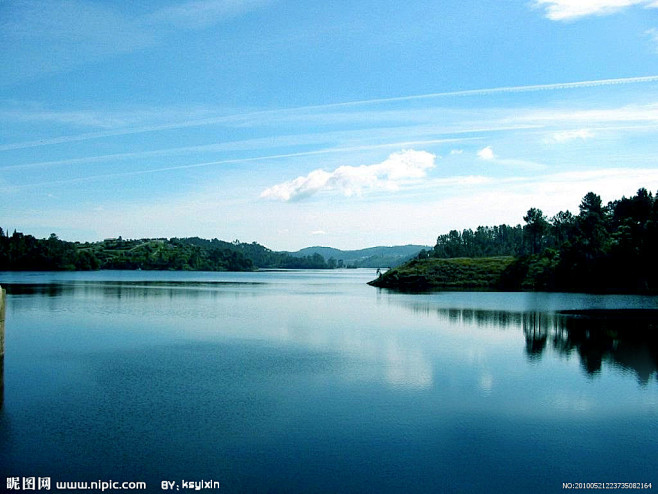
286,245 -> 430,268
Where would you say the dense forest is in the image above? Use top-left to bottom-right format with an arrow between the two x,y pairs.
0,232 -> 336,271
376,188 -> 658,294
503,188 -> 658,293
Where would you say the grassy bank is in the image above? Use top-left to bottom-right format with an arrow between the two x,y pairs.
368,256 -> 516,290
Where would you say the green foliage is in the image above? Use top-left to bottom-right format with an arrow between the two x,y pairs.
433,225 -> 525,258
377,188 -> 658,294
171,238 -> 334,269
369,256 -> 516,290
503,189 -> 658,293
0,233 -> 258,272
0,232 -> 337,272
95,238 -> 255,271
523,208 -> 549,255
0,231 -> 98,271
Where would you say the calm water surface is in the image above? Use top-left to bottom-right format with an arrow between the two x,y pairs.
0,270 -> 656,493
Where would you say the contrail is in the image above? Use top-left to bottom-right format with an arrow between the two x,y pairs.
0,137 -> 481,189
1,75 -> 657,152
350,76 -> 658,104
2,125 -> 541,170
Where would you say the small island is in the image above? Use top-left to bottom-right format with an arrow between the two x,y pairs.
370,188 -> 658,294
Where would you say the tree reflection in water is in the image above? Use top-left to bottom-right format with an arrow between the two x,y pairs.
554,310 -> 658,384
436,308 -> 658,384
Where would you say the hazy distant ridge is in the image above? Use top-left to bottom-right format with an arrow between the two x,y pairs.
285,245 -> 430,268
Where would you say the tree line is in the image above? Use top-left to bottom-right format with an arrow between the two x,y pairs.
0,232 -> 336,271
425,188 -> 658,293
0,231 -> 100,271
173,237 -> 335,269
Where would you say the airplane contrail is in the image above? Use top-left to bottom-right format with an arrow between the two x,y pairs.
1,75 -> 657,152
0,137 -> 481,189
3,126 -> 540,170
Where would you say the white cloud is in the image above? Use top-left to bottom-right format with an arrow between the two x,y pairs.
547,129 -> 595,143
450,149 -> 464,155
9,166 -> 658,250
311,230 -> 327,235
533,0 -> 658,21
474,146 -> 545,170
477,146 -> 495,160
260,150 -> 436,201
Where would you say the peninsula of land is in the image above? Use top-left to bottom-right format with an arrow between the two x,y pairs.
370,189 -> 658,294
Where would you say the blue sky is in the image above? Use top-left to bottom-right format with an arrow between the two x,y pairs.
2,0 -> 658,250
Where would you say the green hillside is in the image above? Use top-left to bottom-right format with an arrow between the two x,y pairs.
0,233 -> 334,272
288,244 -> 430,268
369,256 -> 515,290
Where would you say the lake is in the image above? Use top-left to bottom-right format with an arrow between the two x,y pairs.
0,270 -> 656,493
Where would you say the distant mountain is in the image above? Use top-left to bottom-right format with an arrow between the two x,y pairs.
285,245 -> 431,268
